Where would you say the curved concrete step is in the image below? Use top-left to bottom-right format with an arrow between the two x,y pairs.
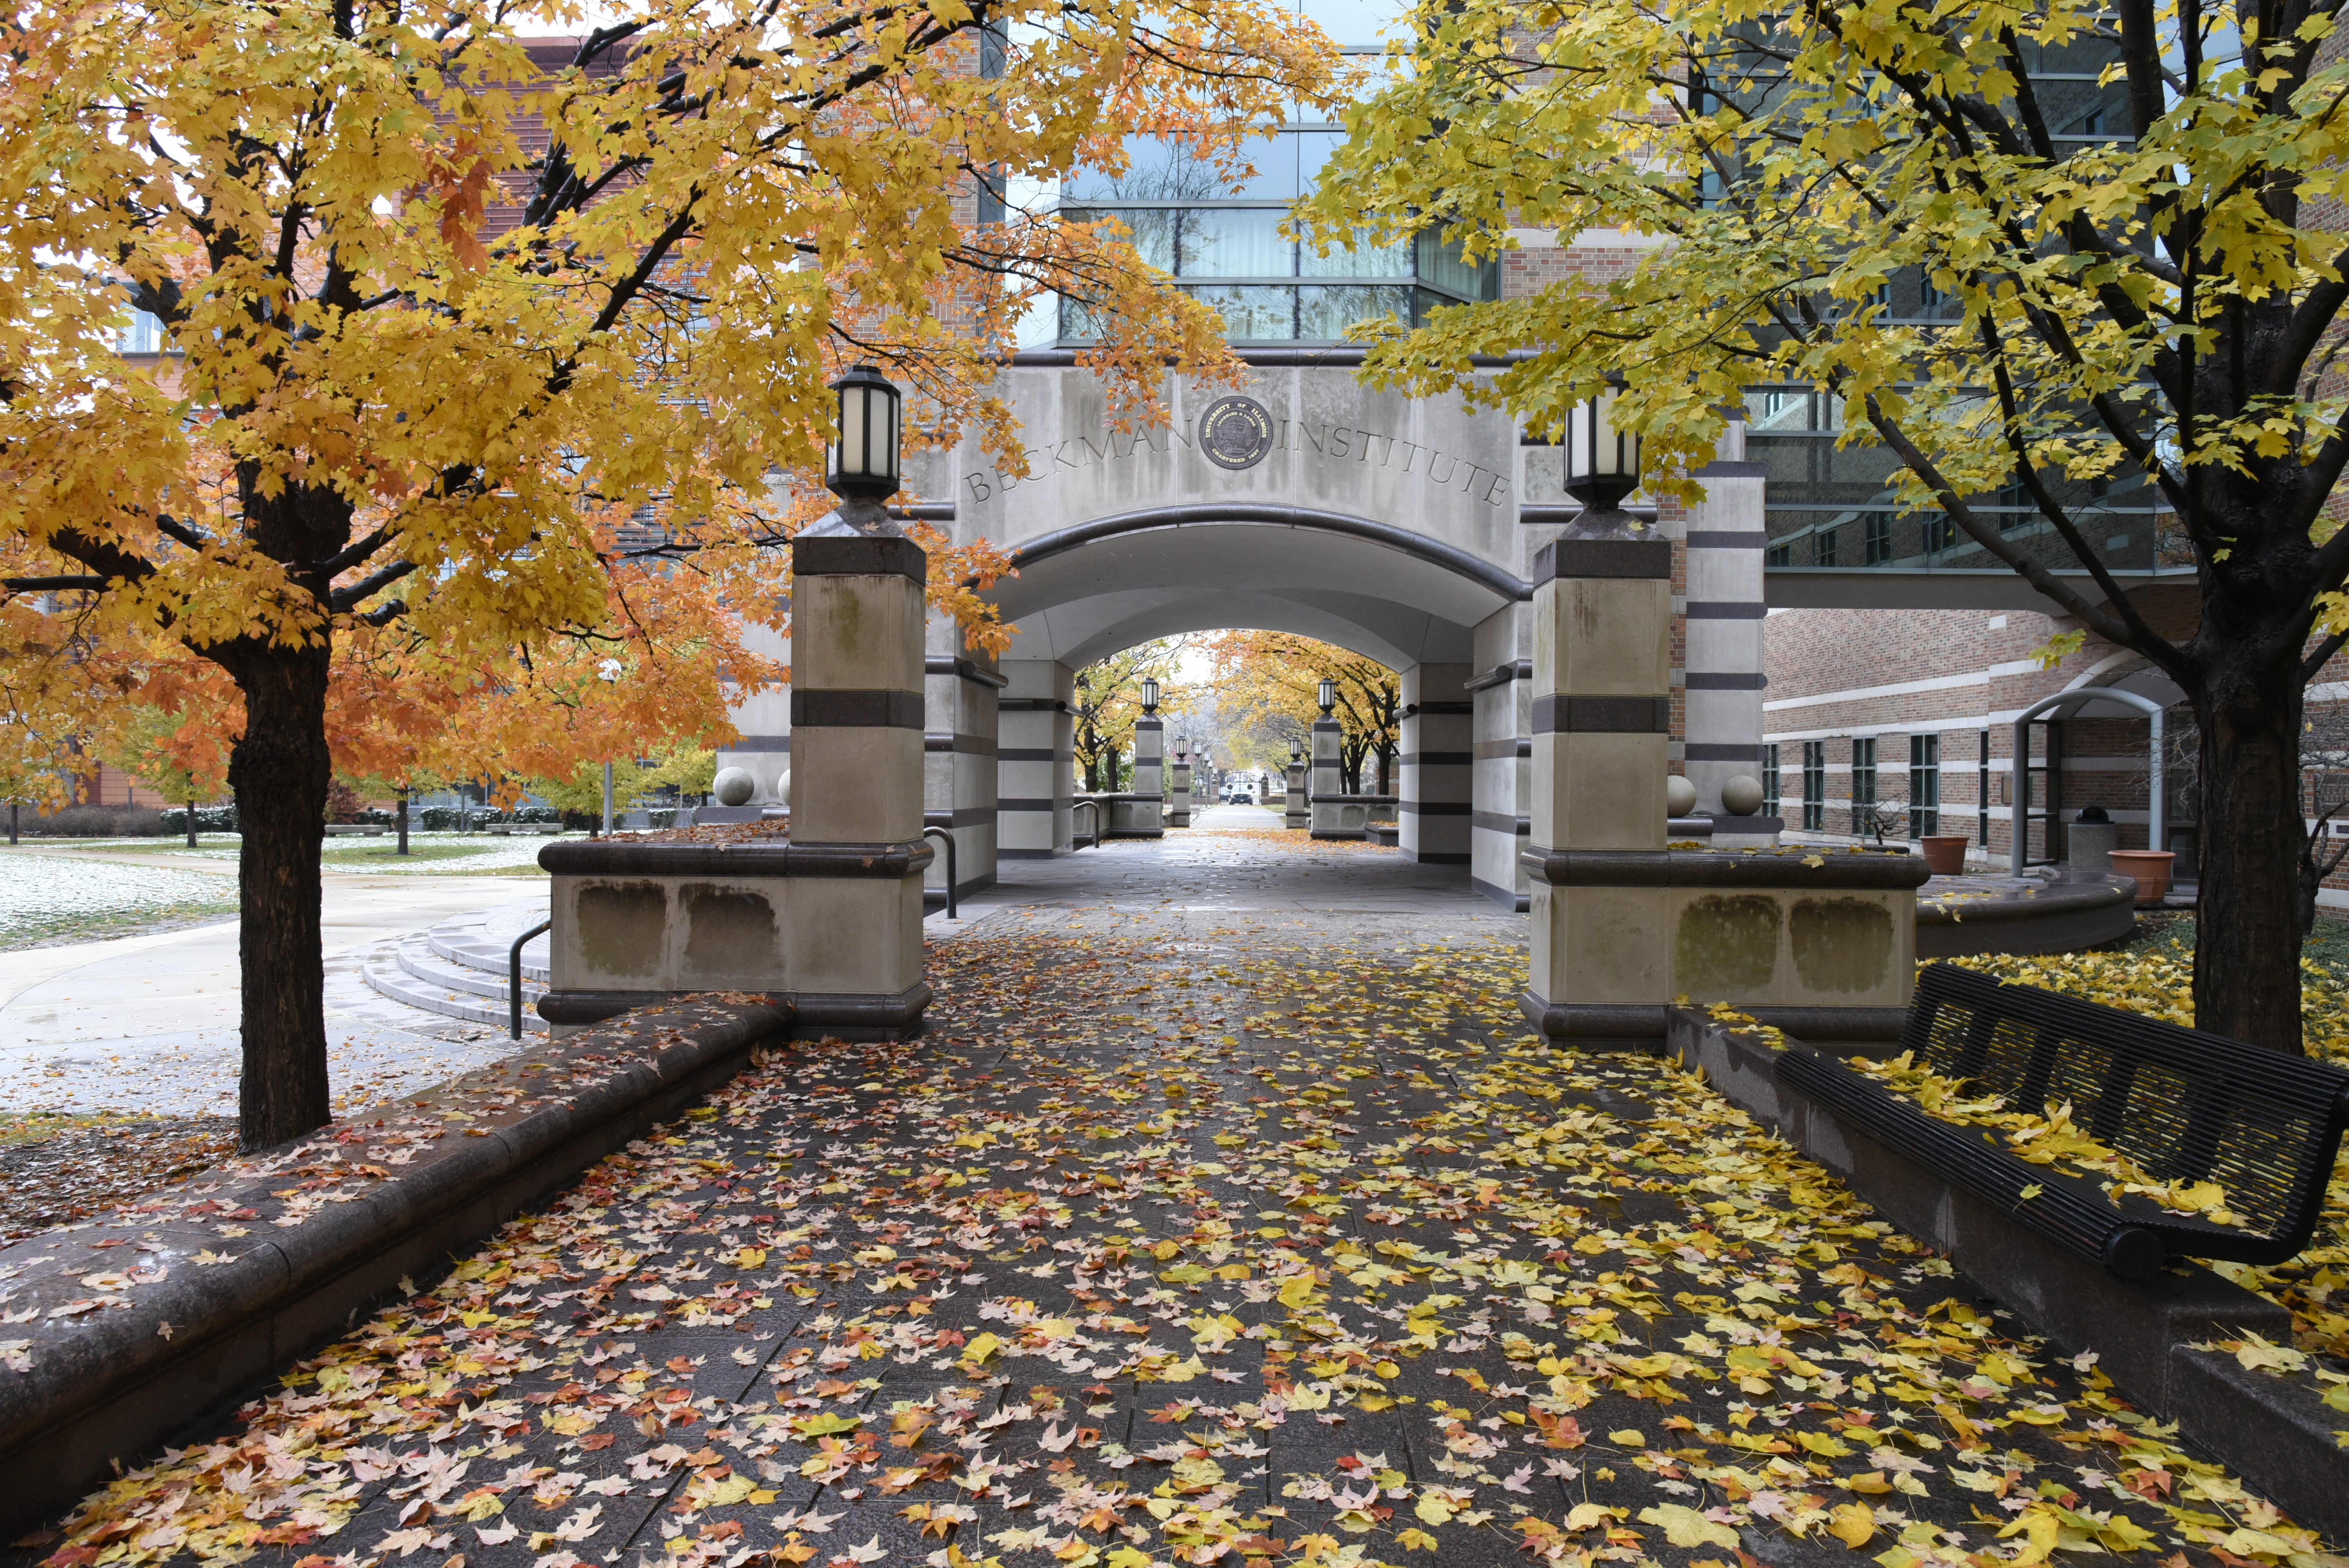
398,938 -> 530,1003
427,916 -> 550,984
363,929 -> 548,1032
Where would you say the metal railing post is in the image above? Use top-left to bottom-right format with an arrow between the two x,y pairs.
922,827 -> 957,918
511,918 -> 552,1039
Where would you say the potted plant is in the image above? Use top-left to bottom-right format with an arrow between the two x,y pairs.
1919,833 -> 1971,875
2108,849 -> 2177,905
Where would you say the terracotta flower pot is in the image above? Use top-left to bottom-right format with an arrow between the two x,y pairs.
2108,849 -> 2176,905
1920,834 -> 1970,875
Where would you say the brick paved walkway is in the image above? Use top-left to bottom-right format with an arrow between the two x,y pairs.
20,830 -> 2314,1568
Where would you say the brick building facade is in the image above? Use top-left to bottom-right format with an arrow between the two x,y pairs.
1759,590 -> 2349,910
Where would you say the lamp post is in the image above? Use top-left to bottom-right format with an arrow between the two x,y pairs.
1561,381 -> 1646,541
1317,678 -> 1335,716
1141,678 -> 1159,716
822,362 -> 905,536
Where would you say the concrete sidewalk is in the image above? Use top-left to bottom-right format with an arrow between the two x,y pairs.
0,870 -> 547,1118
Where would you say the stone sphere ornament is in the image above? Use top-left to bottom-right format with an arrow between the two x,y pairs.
1721,774 -> 1766,816
1666,774 -> 1698,817
777,769 -> 791,808
713,767 -> 757,807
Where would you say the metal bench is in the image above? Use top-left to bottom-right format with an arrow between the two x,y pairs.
1777,962 -> 2349,1279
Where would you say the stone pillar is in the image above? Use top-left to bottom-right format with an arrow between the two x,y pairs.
1523,530 -> 1675,1045
1130,718 -> 1166,835
1683,428 -> 1779,846
997,660 -> 1075,857
924,619 -> 1002,905
1285,754 -> 1308,830
1400,663 -> 1473,864
1308,715 -> 1346,837
787,522 -> 932,1036
717,618 -> 792,807
1469,606 -> 1529,909
1169,744 -> 1193,827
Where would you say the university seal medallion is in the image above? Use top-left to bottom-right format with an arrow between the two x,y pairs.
1196,395 -> 1275,471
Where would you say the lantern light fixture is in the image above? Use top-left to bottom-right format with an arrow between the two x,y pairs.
1317,678 -> 1335,716
825,363 -> 902,502
1141,678 -> 1160,715
1563,381 -> 1642,515
1291,739 -> 1303,763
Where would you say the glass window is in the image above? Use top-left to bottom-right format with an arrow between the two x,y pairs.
1301,228 -> 1413,278
1294,131 -> 1344,194
1813,526 -> 1838,567
1064,137 -> 1230,203
1802,741 -> 1825,832
1909,733 -> 1940,838
1864,511 -> 1893,564
1188,285 -> 1297,340
1416,229 -> 1497,299
1297,0 -> 1403,46
1299,284 -> 1409,339
1764,743 -> 1781,816
118,309 -> 163,355
1853,737 -> 1877,809
1178,209 -> 1294,278
1064,208 -> 1178,273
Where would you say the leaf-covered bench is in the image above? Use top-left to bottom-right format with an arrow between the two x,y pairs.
1775,962 -> 2349,1279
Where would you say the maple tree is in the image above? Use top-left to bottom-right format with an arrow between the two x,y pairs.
1073,639 -> 1192,792
0,0 -> 1336,1145
1208,629 -> 1399,793
1307,0 -> 2349,1052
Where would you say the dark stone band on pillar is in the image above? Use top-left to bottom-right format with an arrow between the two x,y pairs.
1683,741 -> 1766,761
1684,530 -> 1770,549
1533,538 -> 1673,582
1518,846 -> 1931,889
1530,694 -> 1671,734
1521,995 -> 1908,1044
791,689 -> 925,728
793,535 -> 926,583
924,733 -> 999,756
998,698 -> 1072,713
1684,600 -> 1769,619
1683,672 -> 1768,690
541,840 -> 935,877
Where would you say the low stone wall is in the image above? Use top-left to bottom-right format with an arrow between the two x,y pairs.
538,839 -> 929,1038
1310,794 -> 1398,839
1526,846 -> 1930,1045
1665,1008 -> 2346,1541
0,998 -> 791,1538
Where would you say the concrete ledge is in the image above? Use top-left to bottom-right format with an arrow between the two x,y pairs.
2168,1349 -> 2349,1542
0,996 -> 792,1536
1665,1009 -> 2332,1529
1916,870 -> 2137,957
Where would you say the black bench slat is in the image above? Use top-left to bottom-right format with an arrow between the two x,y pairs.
1778,963 -> 2349,1278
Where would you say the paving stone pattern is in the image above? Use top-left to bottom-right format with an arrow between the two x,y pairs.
17,831 -> 2330,1568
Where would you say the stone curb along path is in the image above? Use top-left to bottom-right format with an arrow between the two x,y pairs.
0,994 -> 793,1536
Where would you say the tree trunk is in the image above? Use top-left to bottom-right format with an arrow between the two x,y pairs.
2192,651 -> 2306,1053
221,640 -> 335,1147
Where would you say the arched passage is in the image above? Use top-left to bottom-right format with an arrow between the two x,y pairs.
957,507 -> 1525,896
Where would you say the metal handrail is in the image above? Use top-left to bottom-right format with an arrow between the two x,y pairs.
510,918 -> 552,1039
922,827 -> 957,918
1071,798 -> 1100,850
